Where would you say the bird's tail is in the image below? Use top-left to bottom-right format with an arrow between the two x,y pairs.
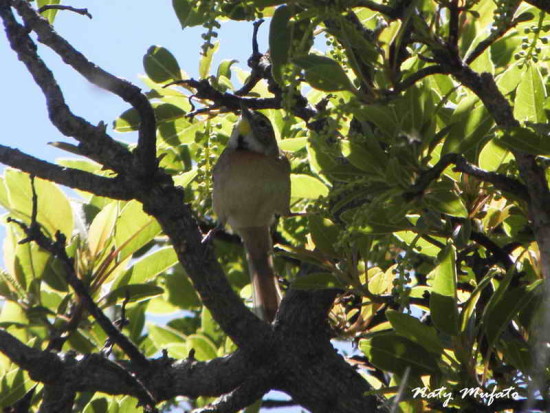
239,226 -> 282,322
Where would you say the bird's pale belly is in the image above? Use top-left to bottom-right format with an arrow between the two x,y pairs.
213,150 -> 290,230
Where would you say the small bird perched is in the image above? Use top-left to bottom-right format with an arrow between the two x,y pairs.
212,104 -> 291,322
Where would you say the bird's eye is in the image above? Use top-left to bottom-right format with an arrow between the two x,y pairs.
257,119 -> 268,128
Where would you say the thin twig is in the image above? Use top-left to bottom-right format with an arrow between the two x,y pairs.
465,11 -> 524,65
38,5 -> 92,19
404,153 -> 529,202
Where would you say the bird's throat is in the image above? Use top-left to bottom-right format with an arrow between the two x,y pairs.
237,134 -> 248,150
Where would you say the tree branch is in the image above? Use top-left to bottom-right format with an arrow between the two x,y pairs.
12,0 -> 158,176
194,375 -> 270,413
390,65 -> 446,93
0,145 -> 133,199
38,4 -> 92,19
404,153 -> 529,201
8,216 -> 152,371
465,11 -> 523,65
343,0 -> 402,19
1,0 -> 271,352
169,78 -> 316,122
0,0 -> 134,173
0,329 -> 253,402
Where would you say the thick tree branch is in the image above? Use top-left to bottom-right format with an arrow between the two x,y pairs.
0,0 -> 133,173
0,329 -> 253,402
1,0 -> 271,352
12,0 -> 158,176
137,184 -> 271,350
274,289 -> 384,412
0,145 -> 133,199
195,375 -> 270,413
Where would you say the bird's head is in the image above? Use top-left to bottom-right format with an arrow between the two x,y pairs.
229,104 -> 279,156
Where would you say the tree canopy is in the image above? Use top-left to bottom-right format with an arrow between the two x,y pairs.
0,0 -> 549,412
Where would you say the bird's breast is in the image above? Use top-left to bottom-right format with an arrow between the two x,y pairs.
212,149 -> 291,229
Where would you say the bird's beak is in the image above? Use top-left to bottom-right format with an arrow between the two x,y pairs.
238,102 -> 253,135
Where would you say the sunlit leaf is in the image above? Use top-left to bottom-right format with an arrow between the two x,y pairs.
294,54 -> 354,92
290,174 -> 329,199
429,244 -> 459,336
514,63 -> 547,123
143,46 -> 181,83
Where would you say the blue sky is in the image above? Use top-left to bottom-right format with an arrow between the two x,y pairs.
0,1 -> 311,411
0,0 -> 259,161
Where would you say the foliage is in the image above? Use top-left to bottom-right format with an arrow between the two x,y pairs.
1,0 -> 549,411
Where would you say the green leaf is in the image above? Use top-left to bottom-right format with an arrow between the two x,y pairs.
342,141 -> 387,177
172,0 -> 208,28
88,201 -> 118,257
279,137 -> 308,152
67,329 -> 97,353
442,98 -> 493,159
429,244 -> 459,336
187,334 -> 218,360
387,310 -> 444,355
308,216 -> 340,257
291,272 -> 344,290
0,301 -> 28,326
496,126 -> 550,156
113,108 -> 141,132
483,281 -> 542,348
353,104 -> 399,139
514,63 -> 547,123
290,174 -> 329,199
127,247 -> 178,284
14,241 -> 50,292
294,54 -> 354,92
159,118 -> 206,146
496,62 -> 522,95
3,170 -> 74,239
36,0 -> 60,23
173,170 -> 198,187
114,201 -> 162,261
217,59 -> 238,79
199,41 -> 219,79
201,307 -> 222,343
0,369 -> 36,408
459,274 -> 494,333
359,333 -> 440,376
394,231 -> 443,257
164,267 -> 201,309
269,5 -> 292,84
143,46 -> 181,83
478,139 -> 512,171
424,188 -> 468,218
147,324 -> 186,347
155,103 -> 186,123
499,339 -> 531,373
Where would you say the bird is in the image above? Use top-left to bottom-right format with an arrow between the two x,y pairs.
212,104 -> 291,322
